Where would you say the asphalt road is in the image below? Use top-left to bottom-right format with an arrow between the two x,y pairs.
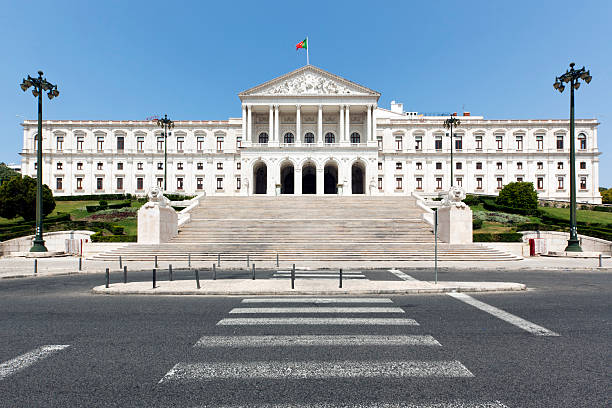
0,268 -> 610,407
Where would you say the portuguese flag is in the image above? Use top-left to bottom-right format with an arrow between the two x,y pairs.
296,38 -> 307,50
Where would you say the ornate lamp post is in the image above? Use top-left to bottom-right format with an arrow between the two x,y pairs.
20,71 -> 59,252
554,63 -> 592,252
156,114 -> 174,191
443,115 -> 460,187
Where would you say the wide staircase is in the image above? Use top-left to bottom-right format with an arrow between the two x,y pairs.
91,196 -> 520,262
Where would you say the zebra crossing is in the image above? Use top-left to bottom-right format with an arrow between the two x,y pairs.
159,297 -> 509,407
272,270 -> 367,280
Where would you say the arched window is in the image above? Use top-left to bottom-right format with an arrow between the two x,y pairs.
284,132 -> 295,144
325,132 -> 335,144
578,133 -> 587,150
258,132 -> 269,144
350,132 -> 361,144
304,132 -> 315,144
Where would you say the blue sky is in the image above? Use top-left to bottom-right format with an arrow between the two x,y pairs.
1,0 -> 610,186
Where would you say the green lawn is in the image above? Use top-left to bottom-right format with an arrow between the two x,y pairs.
540,206 -> 612,225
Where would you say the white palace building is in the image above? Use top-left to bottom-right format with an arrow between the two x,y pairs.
20,65 -> 602,203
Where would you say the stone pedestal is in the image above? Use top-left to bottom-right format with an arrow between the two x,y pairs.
137,200 -> 178,244
437,205 -> 473,244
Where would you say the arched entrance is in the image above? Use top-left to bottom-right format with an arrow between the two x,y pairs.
302,161 -> 317,194
253,161 -> 267,194
351,161 -> 366,194
280,161 -> 294,194
324,161 -> 338,194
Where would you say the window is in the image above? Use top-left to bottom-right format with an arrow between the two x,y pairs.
236,136 -> 242,148
157,178 -> 163,188
56,136 -> 64,151
517,162 -> 523,170
56,177 -> 63,190
580,161 -> 586,170
516,135 -> 523,151
76,162 -> 83,170
436,162 -> 442,170
475,135 -> 483,151
176,136 -> 184,151
157,162 -> 163,170
197,136 -> 205,151
97,137 -> 104,151
217,137 -> 224,151
436,177 -> 443,190
351,132 -> 361,144
396,162 -> 402,170
177,162 -> 184,171
216,177 -> 223,190
217,163 -> 223,170
137,162 -> 143,171
157,137 -> 164,151
137,137 -> 144,152
416,162 -> 422,170
116,177 -> 123,190
258,133 -> 269,144
476,177 -> 483,189
197,162 -> 203,170
117,136 -> 124,151
196,177 -> 204,190
34,163 -> 37,170
326,132 -> 336,144
237,162 -> 241,170
536,135 -> 544,150
395,177 -> 403,190
435,137 -> 442,151
496,135 -> 503,150
33,134 -> 39,150
496,162 -> 502,170
456,162 -> 462,170
97,162 -> 103,170
558,177 -> 564,190
497,177 -> 503,189
304,132 -> 315,144
283,133 -> 295,144
137,177 -> 144,190
76,177 -> 83,190
455,136 -> 462,151
378,162 -> 383,171
117,162 -> 123,171
377,136 -> 382,150
537,162 -> 543,170
236,177 -> 241,190
415,136 -> 423,151
476,162 -> 482,170
96,177 -> 103,190
177,177 -> 184,190
456,177 -> 462,187
56,162 -> 63,170
77,136 -> 84,151
557,162 -> 564,170
580,177 -> 587,190
378,177 -> 383,190
578,133 -> 587,150
537,177 -> 544,190
556,135 -> 564,150
395,136 -> 402,150
416,177 -> 423,190
517,177 -> 523,182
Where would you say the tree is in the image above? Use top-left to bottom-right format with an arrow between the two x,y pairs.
496,181 -> 538,210
0,163 -> 19,184
601,188 -> 612,204
0,175 -> 55,221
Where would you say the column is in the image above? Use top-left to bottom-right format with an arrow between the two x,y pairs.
366,104 -> 372,142
296,104 -> 301,144
268,105 -> 273,143
317,104 -> 323,144
274,105 -> 280,143
295,167 -> 302,196
345,105 -> 350,142
371,105 -> 377,142
316,168 -> 324,195
241,104 -> 247,143
339,105 -> 344,143
246,105 -> 252,143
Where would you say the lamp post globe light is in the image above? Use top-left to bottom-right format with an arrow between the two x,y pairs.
443,115 -> 460,187
554,62 -> 592,252
20,70 -> 59,252
156,114 -> 174,192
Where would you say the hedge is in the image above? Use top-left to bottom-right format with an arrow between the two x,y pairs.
55,193 -> 133,201
482,199 -> 542,216
593,206 -> 612,213
473,219 -> 483,230
86,201 -> 132,213
164,194 -> 196,201
473,232 -> 523,242
91,233 -> 137,242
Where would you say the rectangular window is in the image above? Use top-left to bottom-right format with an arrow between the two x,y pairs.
56,136 -> 64,151
97,137 -> 104,151
416,177 -> 423,190
378,177 -> 383,190
237,162 -> 241,170
157,162 -> 163,170
56,177 -> 62,190
157,178 -> 163,188
378,162 -> 383,171
496,135 -> 503,150
476,177 -> 483,190
117,137 -> 124,151
137,137 -> 144,152
496,162 -> 502,170
517,162 -> 523,170
580,177 -> 587,190
558,177 -> 564,190
416,162 -> 422,170
97,162 -> 103,170
96,177 -> 103,190
436,162 -> 442,170
395,136 -> 403,151
537,162 -> 543,170
517,177 -> 523,182
217,137 -> 224,151
435,137 -> 442,151
536,135 -> 544,150
476,162 -> 482,170
395,177 -> 403,190
197,137 -> 204,151
557,162 -> 563,170
580,161 -> 586,170
117,162 -> 123,170
137,177 -> 144,190
497,177 -> 503,190
475,136 -> 483,151
236,177 -> 241,190
456,162 -> 462,170
516,136 -> 523,151
176,137 -> 184,152
177,162 -> 184,170
56,162 -> 63,170
217,163 -> 223,170
77,162 -> 83,170
137,162 -> 143,170
216,177 -> 223,190
197,162 -> 204,170
395,162 -> 402,170
377,136 -> 383,150
196,177 -> 203,190
537,177 -> 544,190
579,135 -> 587,150
455,136 -> 462,151
556,135 -> 564,150
456,177 -> 462,187
236,137 -> 242,148
116,177 -> 123,190
436,177 -> 443,190
76,177 -> 83,190
177,177 -> 184,190
157,137 -> 164,151
77,137 -> 84,151
415,136 -> 422,151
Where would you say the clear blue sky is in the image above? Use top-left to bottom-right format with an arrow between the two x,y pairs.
1,0 -> 610,187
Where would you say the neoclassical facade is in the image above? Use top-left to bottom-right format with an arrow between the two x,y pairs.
20,65 -> 602,203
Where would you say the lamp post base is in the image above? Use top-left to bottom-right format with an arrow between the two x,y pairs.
564,238 -> 583,252
30,238 -> 48,252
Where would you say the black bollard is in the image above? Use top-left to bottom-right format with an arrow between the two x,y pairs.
153,268 -> 156,289
217,254 -> 221,267
155,255 -> 158,268
339,268 -> 343,288
195,269 -> 201,289
188,253 -> 191,269
119,255 -> 122,269
599,254 -> 603,267
105,268 -> 110,288
247,254 -> 249,268
213,264 -> 216,280
78,257 -> 82,271
277,253 -> 279,267
169,264 -> 173,281
123,266 -> 127,284
34,259 -> 38,275
291,263 -> 295,289
252,263 -> 255,280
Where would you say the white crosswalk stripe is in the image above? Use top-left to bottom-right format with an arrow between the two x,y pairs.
242,297 -> 393,304
0,345 -> 70,381
217,317 -> 419,326
228,306 -> 405,314
195,335 -> 442,348
388,268 -> 418,281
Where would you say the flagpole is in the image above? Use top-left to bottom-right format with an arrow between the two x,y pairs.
306,36 -> 309,65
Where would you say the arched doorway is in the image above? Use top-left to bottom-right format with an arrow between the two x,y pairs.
253,161 -> 267,194
324,161 -> 338,194
302,161 -> 317,194
351,161 -> 366,194
280,161 -> 294,194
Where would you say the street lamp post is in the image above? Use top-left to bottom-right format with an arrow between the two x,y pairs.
20,71 -> 59,252
156,114 -> 174,192
443,115 -> 460,187
554,62 -> 592,252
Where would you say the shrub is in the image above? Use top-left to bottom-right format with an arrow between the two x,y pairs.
0,175 -> 55,221
473,219 -> 483,230
593,206 -> 612,213
473,232 -> 523,242
482,199 -> 542,216
164,194 -> 196,201
496,182 -> 538,210
463,195 -> 480,207
55,194 -> 133,201
90,233 -> 137,242
110,226 -> 124,235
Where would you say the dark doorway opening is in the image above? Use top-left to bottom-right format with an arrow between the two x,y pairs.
324,163 -> 338,194
351,162 -> 365,194
254,162 -> 267,194
280,162 -> 294,194
302,162 -> 317,194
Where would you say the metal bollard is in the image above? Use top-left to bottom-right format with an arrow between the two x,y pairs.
599,254 -> 603,267
188,253 -> 191,269
247,254 -> 249,268
252,263 -> 255,280
213,264 -> 216,280
291,263 -> 295,289
123,266 -> 127,284
119,255 -> 122,269
195,269 -> 201,289
153,268 -> 156,289
78,257 -> 82,271
339,268 -> 343,288
169,264 -> 173,281
217,254 -> 221,267
277,253 -> 279,267
105,268 -> 110,288
34,259 -> 38,275
155,255 -> 158,268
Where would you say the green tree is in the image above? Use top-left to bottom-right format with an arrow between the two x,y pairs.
496,181 -> 538,209
0,175 -> 55,221
0,163 -> 19,184
601,188 -> 612,204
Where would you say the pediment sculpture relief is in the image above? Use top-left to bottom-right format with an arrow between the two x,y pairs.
261,73 -> 356,95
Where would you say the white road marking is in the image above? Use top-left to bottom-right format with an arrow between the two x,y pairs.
217,317 -> 419,326
229,307 -> 405,314
448,292 -> 560,336
0,345 -> 70,381
195,335 -> 441,348
242,298 -> 393,304
388,268 -> 418,281
276,270 -> 363,274
159,360 -> 473,382
192,402 -> 509,408
274,274 -> 366,279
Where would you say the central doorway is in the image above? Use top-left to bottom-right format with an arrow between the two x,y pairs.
302,161 -> 316,194
351,161 -> 365,194
280,161 -> 294,194
324,162 -> 338,194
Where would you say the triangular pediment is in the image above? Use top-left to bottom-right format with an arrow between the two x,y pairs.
239,65 -> 380,97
